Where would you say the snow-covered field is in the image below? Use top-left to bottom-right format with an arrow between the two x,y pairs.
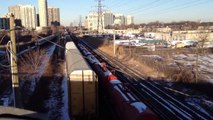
172,54 -> 213,83
141,53 -> 213,83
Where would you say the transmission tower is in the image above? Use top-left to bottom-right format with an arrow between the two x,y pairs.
97,0 -> 104,35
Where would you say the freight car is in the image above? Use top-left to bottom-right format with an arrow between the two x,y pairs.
77,42 -> 158,120
65,41 -> 98,118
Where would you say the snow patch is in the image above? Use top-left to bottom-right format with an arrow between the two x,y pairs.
114,86 -> 129,101
169,54 -> 213,83
130,102 -> 147,113
110,80 -> 122,84
20,45 -> 56,98
60,77 -> 70,120
173,54 -> 188,60
104,71 -> 112,76
186,98 -> 213,119
141,55 -> 164,62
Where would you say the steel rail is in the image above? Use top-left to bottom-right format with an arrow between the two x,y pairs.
78,37 -> 213,120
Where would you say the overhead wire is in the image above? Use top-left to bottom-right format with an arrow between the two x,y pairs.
128,0 -> 174,15
107,0 -> 123,7
108,0 -> 163,15
109,0 -> 129,9
103,0 -> 212,24
120,0 -> 161,14
139,0 -> 213,19
122,0 -> 194,16
139,0 -> 202,16
0,41 -> 12,68
0,34 -> 7,45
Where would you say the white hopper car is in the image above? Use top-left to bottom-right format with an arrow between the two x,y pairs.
65,41 -> 98,118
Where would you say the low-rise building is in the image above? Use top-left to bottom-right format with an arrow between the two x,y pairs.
145,30 -> 213,42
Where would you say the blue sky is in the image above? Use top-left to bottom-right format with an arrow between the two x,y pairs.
0,0 -> 213,26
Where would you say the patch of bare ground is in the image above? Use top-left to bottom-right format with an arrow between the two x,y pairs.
99,45 -> 164,79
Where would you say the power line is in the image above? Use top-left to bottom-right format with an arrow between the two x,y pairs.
104,0 -> 212,24
109,0 -> 127,9
138,0 -> 212,19
128,0 -> 170,15
117,0 -> 160,14
140,0 -> 201,15
108,0 -> 161,15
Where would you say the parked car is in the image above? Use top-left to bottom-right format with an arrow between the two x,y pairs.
181,40 -> 198,47
172,42 -> 186,48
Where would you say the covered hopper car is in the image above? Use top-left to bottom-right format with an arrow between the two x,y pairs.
65,41 -> 98,118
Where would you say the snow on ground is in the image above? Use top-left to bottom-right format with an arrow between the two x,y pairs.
44,58 -> 70,120
141,53 -> 213,83
45,79 -> 61,119
130,102 -> 147,113
36,45 -> 56,76
141,55 -> 164,62
173,54 -> 188,60
44,75 -> 70,120
186,97 -> 213,119
172,54 -> 213,83
20,45 -> 56,105
60,76 -> 70,120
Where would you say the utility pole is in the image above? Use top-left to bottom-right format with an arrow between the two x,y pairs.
97,0 -> 104,35
195,45 -> 199,83
10,14 -> 22,108
113,29 -> 116,56
79,15 -> 82,35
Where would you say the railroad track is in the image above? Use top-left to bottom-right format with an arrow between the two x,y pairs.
76,37 -> 213,120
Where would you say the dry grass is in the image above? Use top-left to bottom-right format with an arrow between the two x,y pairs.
84,37 -> 209,83
99,44 -> 205,83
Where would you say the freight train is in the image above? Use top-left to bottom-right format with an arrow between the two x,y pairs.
77,42 -> 158,120
65,41 -> 98,119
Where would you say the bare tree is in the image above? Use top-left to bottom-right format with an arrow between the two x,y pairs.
197,31 -> 209,54
19,48 -> 48,80
194,30 -> 209,82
